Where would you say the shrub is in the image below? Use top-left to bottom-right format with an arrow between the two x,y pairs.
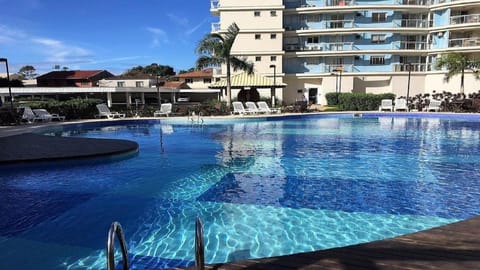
337,93 -> 395,111
325,92 -> 341,105
20,98 -> 103,120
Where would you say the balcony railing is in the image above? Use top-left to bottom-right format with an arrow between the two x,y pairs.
211,0 -> 220,9
211,22 -> 221,32
325,42 -> 354,51
394,0 -> 429,5
324,65 -> 353,73
324,19 -> 354,29
449,37 -> 480,48
392,41 -> 428,50
393,63 -> 431,72
450,14 -> 480,25
393,19 -> 429,28
325,0 -> 355,6
285,42 -> 355,51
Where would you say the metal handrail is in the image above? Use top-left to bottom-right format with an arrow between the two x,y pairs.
195,217 -> 205,270
107,222 -> 130,270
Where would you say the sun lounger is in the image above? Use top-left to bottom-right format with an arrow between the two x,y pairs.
95,104 -> 125,119
232,101 -> 247,115
379,99 -> 393,112
245,102 -> 259,114
394,98 -> 408,112
154,103 -> 172,117
425,99 -> 442,112
20,106 -> 49,123
257,101 -> 280,114
33,109 -> 65,121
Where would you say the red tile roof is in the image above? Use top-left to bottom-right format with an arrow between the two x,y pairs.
37,70 -> 112,80
163,81 -> 187,89
176,68 -> 212,78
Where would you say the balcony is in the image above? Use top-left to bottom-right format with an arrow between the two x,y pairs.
392,41 -> 428,50
325,42 -> 354,51
450,14 -> 480,25
449,37 -> 480,48
324,65 -> 353,73
324,19 -> 354,29
211,22 -> 221,32
393,63 -> 431,72
211,0 -> 220,9
394,0 -> 429,5
393,19 -> 429,28
325,0 -> 355,6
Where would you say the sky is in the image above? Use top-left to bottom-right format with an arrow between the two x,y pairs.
0,0 -> 214,75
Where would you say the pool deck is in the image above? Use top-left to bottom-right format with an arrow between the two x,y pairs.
181,216 -> 480,270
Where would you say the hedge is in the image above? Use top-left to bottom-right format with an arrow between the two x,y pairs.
19,98 -> 104,120
326,92 -> 395,111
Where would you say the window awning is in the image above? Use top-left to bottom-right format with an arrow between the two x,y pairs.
209,72 -> 287,89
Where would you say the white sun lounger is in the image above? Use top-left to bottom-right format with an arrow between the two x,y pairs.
379,99 -> 393,112
257,101 -> 280,114
394,98 -> 408,112
95,104 -> 125,119
154,103 -> 172,117
244,102 -> 259,114
232,101 -> 247,115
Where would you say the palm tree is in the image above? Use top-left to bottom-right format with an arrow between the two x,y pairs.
435,53 -> 479,93
196,23 -> 254,108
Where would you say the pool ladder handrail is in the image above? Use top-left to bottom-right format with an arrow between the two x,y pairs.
107,221 -> 130,270
195,217 -> 205,270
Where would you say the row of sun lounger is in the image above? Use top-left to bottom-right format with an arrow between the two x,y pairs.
379,98 -> 441,112
232,101 -> 281,115
21,106 -> 65,123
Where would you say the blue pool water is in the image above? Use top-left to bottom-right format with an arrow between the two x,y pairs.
1,114 -> 480,269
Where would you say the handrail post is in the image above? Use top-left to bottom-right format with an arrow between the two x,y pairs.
107,222 -> 130,270
195,217 -> 205,270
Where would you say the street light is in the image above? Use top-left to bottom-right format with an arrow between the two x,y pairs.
332,67 -> 343,93
406,63 -> 412,111
156,75 -> 161,109
0,58 -> 14,110
269,64 -> 276,107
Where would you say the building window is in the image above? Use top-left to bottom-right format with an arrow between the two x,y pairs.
255,56 -> 262,62
370,56 -> 385,65
371,34 -> 386,43
270,11 -> 277,17
117,81 -> 125,87
255,34 -> 261,40
307,36 -> 319,44
203,78 -> 212,84
271,33 -> 277,39
136,81 -> 144,87
185,78 -> 193,83
254,11 -> 261,17
271,56 -> 277,61
372,12 -> 387,22
307,14 -> 321,22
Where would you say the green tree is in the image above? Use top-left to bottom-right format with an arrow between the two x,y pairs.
435,53 -> 480,93
18,65 -> 37,79
178,67 -> 195,74
195,23 -> 253,108
123,63 -> 175,77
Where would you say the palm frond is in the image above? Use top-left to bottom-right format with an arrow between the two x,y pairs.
230,57 -> 254,74
195,56 -> 224,70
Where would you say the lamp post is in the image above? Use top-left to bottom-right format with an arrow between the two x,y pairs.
406,63 -> 412,111
332,66 -> 343,93
0,58 -> 14,110
156,75 -> 161,109
269,64 -> 276,107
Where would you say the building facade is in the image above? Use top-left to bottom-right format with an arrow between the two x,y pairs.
210,0 -> 480,105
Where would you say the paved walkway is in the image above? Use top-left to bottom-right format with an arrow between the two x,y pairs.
181,216 -> 480,270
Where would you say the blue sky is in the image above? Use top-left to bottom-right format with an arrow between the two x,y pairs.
0,0 -> 214,75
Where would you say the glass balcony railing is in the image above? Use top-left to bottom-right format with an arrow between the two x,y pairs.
449,37 -> 480,48
393,19 -> 429,28
325,0 -> 355,6
324,65 -> 353,73
394,0 -> 429,5
285,42 -> 355,51
450,14 -> 480,25
392,41 -> 428,50
211,23 -> 220,32
393,63 -> 431,72
211,0 -> 220,9
324,19 -> 354,29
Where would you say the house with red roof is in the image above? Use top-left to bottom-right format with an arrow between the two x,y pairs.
36,70 -> 114,87
176,69 -> 213,89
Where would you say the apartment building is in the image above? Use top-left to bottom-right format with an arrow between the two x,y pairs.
210,0 -> 480,105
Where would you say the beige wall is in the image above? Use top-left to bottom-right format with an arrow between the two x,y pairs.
183,78 -> 211,89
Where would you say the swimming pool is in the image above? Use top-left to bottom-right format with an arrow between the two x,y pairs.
1,113 -> 480,269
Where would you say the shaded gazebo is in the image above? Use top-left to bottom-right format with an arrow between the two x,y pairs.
209,72 -> 286,106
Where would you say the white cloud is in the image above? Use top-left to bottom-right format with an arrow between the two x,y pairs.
32,37 -> 92,64
146,27 -> 169,47
167,13 -> 189,27
0,24 -> 28,44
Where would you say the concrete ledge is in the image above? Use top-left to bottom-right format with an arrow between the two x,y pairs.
0,133 -> 139,164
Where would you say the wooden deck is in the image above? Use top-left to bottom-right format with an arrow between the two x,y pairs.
183,216 -> 480,270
